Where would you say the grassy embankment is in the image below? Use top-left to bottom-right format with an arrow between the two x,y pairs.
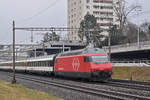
112,67 -> 150,82
0,80 -> 64,100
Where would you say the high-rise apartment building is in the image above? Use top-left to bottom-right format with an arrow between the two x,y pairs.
68,0 -> 121,41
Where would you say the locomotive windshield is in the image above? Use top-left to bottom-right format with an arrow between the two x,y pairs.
91,55 -> 109,63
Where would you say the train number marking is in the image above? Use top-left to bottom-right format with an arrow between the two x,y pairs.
72,58 -> 80,71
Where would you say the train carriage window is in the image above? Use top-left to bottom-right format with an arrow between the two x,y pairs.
21,62 -> 23,66
27,62 -> 28,66
45,61 -> 47,66
40,62 -> 42,66
34,62 -> 35,66
47,61 -> 49,66
38,62 -> 40,66
48,61 -> 51,66
40,61 -> 42,66
17,62 -> 19,66
32,62 -> 34,67
46,61 -> 49,66
39,61 -> 41,66
35,62 -> 37,67
50,60 -> 54,66
18,62 -> 20,66
35,62 -> 36,67
15,63 -> 17,66
48,61 -> 50,66
30,62 -> 32,66
39,61 -> 41,67
34,62 -> 37,67
38,61 -> 40,66
41,61 -> 43,66
30,62 -> 32,67
28,62 -> 30,66
44,61 -> 46,66
37,61 -> 39,66
42,61 -> 44,66
31,62 -> 33,66
37,61 -> 40,67
20,62 -> 22,66
36,62 -> 38,67
36,61 -> 38,67
27,62 -> 30,66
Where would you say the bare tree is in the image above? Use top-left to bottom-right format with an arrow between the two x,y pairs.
113,0 -> 142,32
140,22 -> 150,40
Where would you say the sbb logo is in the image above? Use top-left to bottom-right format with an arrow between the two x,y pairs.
72,58 -> 80,71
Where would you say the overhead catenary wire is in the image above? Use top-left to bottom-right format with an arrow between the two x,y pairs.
17,0 -> 61,23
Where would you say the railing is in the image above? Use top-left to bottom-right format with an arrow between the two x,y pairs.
103,41 -> 150,50
112,60 -> 150,64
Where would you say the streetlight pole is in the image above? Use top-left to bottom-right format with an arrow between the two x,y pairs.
137,27 -> 140,48
136,1 -> 142,48
108,30 -> 111,61
12,21 -> 16,84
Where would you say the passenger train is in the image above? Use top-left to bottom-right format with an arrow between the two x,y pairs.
0,48 -> 112,81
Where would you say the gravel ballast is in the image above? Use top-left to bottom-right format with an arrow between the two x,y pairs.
0,71 -> 150,100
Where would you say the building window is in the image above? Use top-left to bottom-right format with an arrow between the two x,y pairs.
86,5 -> 90,9
93,0 -> 113,4
87,0 -> 90,3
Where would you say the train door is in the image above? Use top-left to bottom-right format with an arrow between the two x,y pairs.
84,56 -> 91,73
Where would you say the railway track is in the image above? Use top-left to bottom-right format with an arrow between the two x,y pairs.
112,79 -> 150,85
105,79 -> 150,91
6,73 -> 150,100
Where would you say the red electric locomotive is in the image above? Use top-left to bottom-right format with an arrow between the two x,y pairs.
54,48 -> 112,81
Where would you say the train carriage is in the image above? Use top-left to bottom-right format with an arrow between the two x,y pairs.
0,55 -> 55,74
0,48 -> 112,81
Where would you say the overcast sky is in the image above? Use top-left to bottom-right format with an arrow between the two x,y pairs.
0,0 -> 150,44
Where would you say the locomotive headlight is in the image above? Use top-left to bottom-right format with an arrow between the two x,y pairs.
100,68 -> 104,71
92,69 -> 97,72
94,69 -> 97,72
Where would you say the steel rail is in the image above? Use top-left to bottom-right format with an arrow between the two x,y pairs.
106,80 -> 150,91
6,73 -> 150,100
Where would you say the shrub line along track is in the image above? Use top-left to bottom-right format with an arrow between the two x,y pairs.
106,79 -> 150,91
5,73 -> 150,100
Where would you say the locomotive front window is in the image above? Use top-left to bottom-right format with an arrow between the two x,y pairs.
91,55 -> 109,63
